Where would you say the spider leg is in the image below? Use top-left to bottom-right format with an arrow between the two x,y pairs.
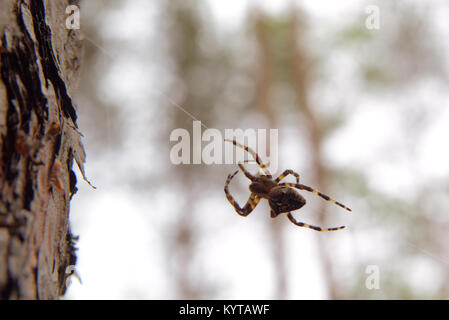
238,163 -> 257,182
285,212 -> 345,232
224,171 -> 261,216
275,169 -> 300,184
225,139 -> 272,176
278,183 -> 352,212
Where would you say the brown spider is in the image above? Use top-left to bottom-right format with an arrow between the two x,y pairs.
224,139 -> 351,232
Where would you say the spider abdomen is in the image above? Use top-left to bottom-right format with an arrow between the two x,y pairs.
268,186 -> 306,217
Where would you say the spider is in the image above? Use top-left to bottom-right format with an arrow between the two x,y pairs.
224,139 -> 351,232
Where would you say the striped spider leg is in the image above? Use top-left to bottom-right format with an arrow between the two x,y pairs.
275,169 -> 300,184
277,182 -> 352,212
284,212 -> 345,232
224,139 -> 272,176
224,170 -> 260,217
223,139 -> 269,218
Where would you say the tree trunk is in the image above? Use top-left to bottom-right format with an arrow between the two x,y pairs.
253,13 -> 287,299
290,11 -> 340,299
0,0 -> 84,299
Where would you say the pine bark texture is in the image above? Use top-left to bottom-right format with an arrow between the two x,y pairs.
0,0 -> 84,299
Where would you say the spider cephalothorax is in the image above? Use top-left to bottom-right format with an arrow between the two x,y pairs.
224,139 -> 351,232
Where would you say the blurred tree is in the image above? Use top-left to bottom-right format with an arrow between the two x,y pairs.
76,0 -> 122,153
251,10 -> 288,299
248,7 -> 345,299
69,0 -> 449,300
330,1 -> 449,299
161,0 -> 231,298
290,10 -> 341,299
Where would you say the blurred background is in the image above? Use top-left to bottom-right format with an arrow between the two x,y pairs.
66,0 -> 449,299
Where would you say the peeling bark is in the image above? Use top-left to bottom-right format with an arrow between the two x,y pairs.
0,0 -> 84,299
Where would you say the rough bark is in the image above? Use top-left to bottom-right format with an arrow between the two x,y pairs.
0,0 -> 84,299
